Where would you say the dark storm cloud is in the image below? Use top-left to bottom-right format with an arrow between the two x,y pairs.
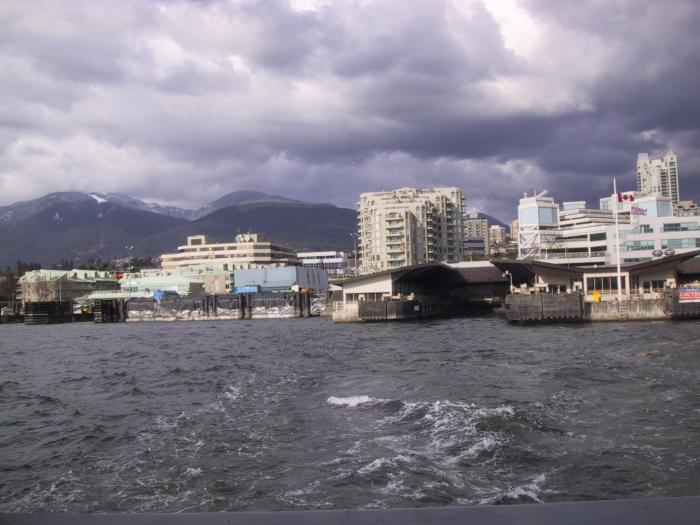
1,0 -> 699,220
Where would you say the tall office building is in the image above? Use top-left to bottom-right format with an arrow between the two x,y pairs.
637,151 -> 680,204
357,187 -> 465,274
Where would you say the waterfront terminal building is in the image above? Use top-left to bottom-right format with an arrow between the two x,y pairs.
357,187 -> 465,275
517,191 -> 700,266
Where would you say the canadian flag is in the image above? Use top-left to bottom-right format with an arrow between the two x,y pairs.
616,193 -> 635,203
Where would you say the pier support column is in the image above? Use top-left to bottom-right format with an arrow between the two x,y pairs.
237,294 -> 245,319
245,294 -> 253,319
293,293 -> 300,317
302,292 -> 311,317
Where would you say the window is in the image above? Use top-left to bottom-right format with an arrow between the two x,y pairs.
624,240 -> 654,251
518,207 -> 538,226
643,280 -> 665,292
586,276 -> 627,293
538,207 -> 558,226
590,232 -> 607,241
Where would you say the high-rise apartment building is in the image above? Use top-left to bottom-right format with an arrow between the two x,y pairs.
464,215 -> 490,255
489,225 -> 507,246
357,187 -> 465,274
637,151 -> 680,204
464,216 -> 489,238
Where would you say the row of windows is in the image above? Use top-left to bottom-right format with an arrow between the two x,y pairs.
586,276 -> 627,292
302,262 -> 348,269
662,222 -> 700,232
661,238 -> 700,249
624,240 -> 655,251
164,254 -> 293,262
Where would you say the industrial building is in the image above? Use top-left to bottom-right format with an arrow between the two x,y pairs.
357,187 -> 465,274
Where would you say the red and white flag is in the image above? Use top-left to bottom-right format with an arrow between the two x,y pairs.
616,193 -> 635,203
630,206 -> 646,216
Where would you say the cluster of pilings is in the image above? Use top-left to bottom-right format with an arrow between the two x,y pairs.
93,299 -> 127,323
24,302 -> 73,325
19,292 -> 318,325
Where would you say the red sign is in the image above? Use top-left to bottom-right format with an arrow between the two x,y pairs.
679,288 -> 700,302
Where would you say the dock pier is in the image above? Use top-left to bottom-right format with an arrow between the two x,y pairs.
504,290 -> 700,323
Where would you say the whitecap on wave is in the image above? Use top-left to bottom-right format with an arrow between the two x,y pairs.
326,395 -> 389,407
356,454 -> 414,475
181,467 -> 203,479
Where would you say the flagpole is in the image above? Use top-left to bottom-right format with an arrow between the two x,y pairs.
613,178 -> 623,305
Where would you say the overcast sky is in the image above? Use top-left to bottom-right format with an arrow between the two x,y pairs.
1,0 -> 699,220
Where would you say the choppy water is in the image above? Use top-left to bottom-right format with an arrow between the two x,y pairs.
1,317 -> 699,512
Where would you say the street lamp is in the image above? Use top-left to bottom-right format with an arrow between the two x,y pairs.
503,270 -> 514,293
125,245 -> 134,296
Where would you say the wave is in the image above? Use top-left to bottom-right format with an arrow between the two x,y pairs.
480,474 -> 546,505
326,395 -> 390,407
356,455 -> 414,476
181,467 -> 203,479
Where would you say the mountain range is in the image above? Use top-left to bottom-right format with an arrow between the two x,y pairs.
0,191 -> 356,268
0,191 -> 507,269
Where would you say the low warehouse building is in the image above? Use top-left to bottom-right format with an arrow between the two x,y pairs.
234,267 -> 328,294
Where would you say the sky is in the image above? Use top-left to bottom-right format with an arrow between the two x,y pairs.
1,0 -> 699,221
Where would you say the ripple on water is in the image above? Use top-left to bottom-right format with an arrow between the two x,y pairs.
1,318 -> 699,511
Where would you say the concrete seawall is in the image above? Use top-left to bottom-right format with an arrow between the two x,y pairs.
504,292 -> 697,323
588,299 -> 666,321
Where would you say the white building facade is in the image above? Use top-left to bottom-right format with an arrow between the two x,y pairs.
297,251 -> 350,277
160,233 -> 298,271
517,191 -> 560,259
358,187 -> 465,274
